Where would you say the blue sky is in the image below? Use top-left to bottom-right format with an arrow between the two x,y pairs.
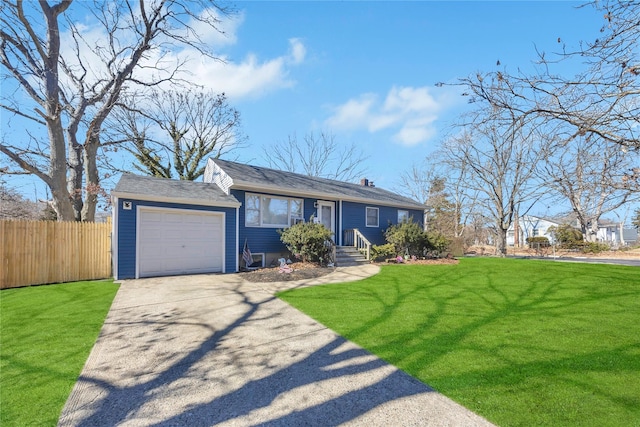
2,1 -> 619,215
219,1 -> 604,198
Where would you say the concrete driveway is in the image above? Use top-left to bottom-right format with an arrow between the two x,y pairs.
59,266 -> 494,426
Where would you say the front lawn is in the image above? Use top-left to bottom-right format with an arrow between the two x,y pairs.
278,258 -> 640,427
0,280 -> 119,426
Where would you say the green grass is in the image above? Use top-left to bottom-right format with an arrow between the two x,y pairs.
278,258 -> 640,427
0,280 -> 119,426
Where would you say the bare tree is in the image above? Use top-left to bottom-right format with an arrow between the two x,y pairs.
451,1 -> 640,151
464,211 -> 493,249
262,131 -> 368,182
107,90 -> 243,181
398,159 -> 473,240
0,1 -> 231,221
437,1 -> 639,250
398,162 -> 438,207
441,88 -> 544,256
0,185 -> 45,219
538,131 -> 639,241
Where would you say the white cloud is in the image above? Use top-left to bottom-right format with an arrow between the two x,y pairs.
326,85 -> 455,146
187,53 -> 292,99
59,8 -> 304,102
384,86 -> 439,115
288,38 -> 306,65
182,38 -> 306,99
325,94 -> 378,130
187,8 -> 245,47
395,119 -> 437,146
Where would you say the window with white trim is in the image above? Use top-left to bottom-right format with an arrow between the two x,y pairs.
366,207 -> 379,227
245,193 -> 303,227
289,199 -> 303,226
398,210 -> 409,223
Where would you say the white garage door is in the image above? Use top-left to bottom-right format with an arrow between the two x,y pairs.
138,208 -> 224,277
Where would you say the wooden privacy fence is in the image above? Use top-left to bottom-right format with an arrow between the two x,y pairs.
0,219 -> 112,289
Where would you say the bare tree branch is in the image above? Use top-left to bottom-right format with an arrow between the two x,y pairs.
440,95 -> 545,256
449,1 -> 640,151
0,0 -> 234,220
262,131 -> 369,182
105,90 -> 244,180
537,130 -> 639,241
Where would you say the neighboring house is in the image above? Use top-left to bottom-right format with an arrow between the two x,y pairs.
622,227 -> 639,245
506,214 -> 638,247
112,159 -> 426,279
594,219 -> 638,247
507,215 -> 560,246
595,220 -> 620,244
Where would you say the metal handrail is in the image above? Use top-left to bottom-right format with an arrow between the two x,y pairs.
343,228 -> 371,260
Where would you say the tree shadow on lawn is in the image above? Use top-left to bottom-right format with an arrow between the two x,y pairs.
306,263 -> 640,424
58,278 -> 448,426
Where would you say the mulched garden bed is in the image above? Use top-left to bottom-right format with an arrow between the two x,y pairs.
386,258 -> 460,265
241,258 -> 459,283
241,262 -> 334,283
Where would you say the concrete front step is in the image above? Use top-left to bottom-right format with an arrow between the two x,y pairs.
334,246 -> 369,267
335,247 -> 365,255
335,259 -> 370,267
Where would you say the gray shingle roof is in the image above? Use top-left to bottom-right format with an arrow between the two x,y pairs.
112,173 -> 240,207
212,158 -> 426,209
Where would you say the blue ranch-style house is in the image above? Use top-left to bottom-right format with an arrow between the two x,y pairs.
112,158 -> 426,279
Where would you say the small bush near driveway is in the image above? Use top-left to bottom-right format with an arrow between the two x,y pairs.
279,220 -> 333,264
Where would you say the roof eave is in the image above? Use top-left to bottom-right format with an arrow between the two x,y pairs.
231,181 -> 425,210
112,191 -> 241,208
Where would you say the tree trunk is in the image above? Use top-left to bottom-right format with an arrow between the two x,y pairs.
496,225 -> 508,257
618,222 -> 624,247
67,140 -> 84,221
42,2 -> 74,221
81,140 -> 100,222
47,115 -> 76,221
587,219 -> 600,242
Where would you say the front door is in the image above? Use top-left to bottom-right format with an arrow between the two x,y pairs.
317,201 -> 335,238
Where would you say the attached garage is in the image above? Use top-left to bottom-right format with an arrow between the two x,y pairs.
138,208 -> 225,277
112,174 -> 241,280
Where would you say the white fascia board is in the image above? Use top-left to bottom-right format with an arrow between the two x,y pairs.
111,195 -> 119,280
231,181 -> 425,210
235,206 -> 240,273
111,191 -> 241,208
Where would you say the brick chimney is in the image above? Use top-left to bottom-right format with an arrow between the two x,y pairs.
360,178 -> 369,186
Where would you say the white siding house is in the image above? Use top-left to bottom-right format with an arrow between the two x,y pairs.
594,220 -> 638,247
507,214 -> 638,248
507,215 -> 560,246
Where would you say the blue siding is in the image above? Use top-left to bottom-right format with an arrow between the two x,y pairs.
115,199 -> 237,279
342,202 -> 424,245
234,189 -> 424,254
234,189 -> 323,255
303,199 -> 316,223
407,209 -> 425,225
